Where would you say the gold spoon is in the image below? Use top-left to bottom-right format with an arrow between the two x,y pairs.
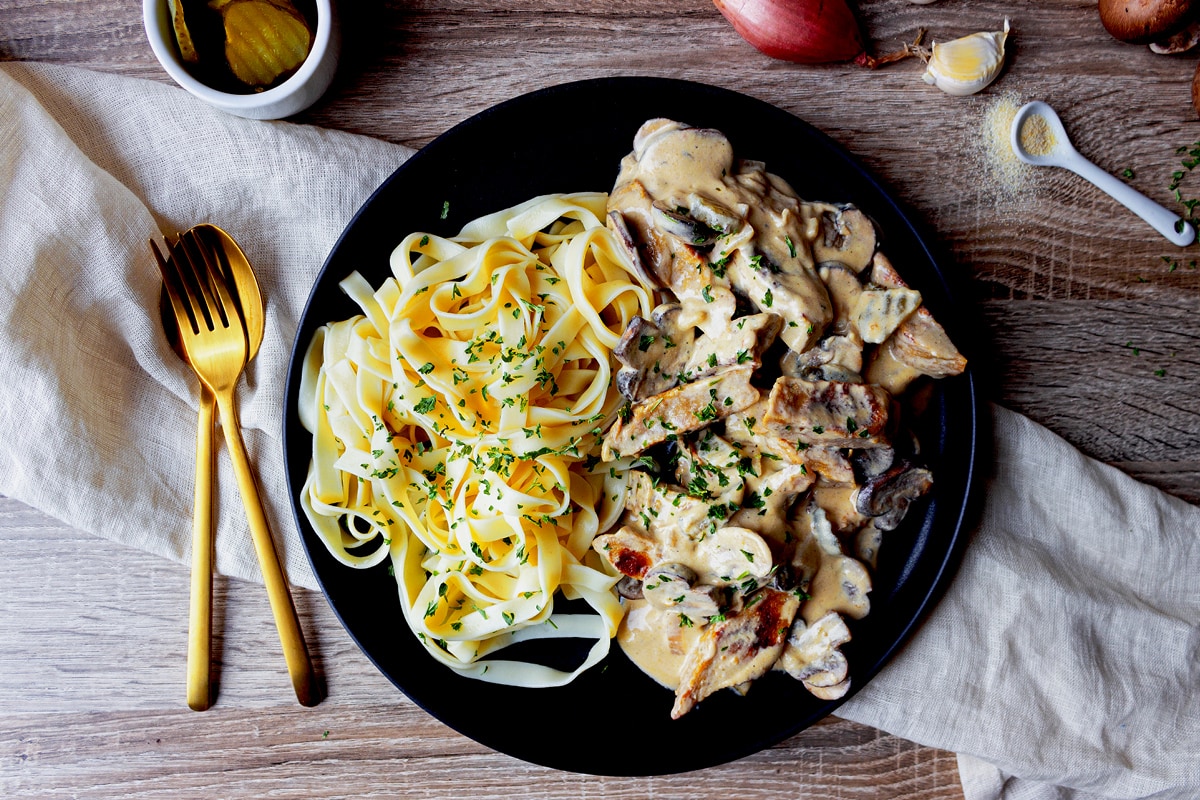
156,224 -> 264,711
157,226 -> 321,708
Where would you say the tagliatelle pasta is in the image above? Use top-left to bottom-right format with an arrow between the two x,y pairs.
298,193 -> 656,686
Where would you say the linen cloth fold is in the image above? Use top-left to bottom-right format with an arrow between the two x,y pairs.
0,62 -> 1195,800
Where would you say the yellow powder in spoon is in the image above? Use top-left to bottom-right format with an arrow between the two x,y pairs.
1019,113 -> 1057,156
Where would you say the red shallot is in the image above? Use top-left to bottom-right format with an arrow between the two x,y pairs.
713,0 -> 918,67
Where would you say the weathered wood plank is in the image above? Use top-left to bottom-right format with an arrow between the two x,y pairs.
4,0 -> 1199,796
0,497 -> 962,798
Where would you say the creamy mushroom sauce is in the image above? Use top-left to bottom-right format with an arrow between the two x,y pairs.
594,120 -> 967,718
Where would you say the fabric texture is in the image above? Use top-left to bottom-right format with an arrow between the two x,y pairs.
1,62 -> 1196,800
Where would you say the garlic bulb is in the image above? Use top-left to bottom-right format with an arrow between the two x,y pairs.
922,19 -> 1010,96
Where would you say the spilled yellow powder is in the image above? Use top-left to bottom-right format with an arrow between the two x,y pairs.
1019,113 -> 1057,157
969,90 -> 1044,203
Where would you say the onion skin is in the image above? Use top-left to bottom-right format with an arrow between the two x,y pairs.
713,0 -> 866,64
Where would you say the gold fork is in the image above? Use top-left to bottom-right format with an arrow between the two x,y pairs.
153,229 -> 322,708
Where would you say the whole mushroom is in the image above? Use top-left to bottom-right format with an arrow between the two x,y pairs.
1098,0 -> 1197,45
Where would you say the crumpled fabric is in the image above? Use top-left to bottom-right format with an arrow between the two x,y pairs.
1,61 -> 1196,800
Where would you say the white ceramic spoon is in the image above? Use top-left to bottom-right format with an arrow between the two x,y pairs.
1010,101 -> 1196,248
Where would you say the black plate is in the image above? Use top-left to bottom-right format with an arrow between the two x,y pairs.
283,77 -> 979,775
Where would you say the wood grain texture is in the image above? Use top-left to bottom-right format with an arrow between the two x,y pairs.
3,0 -> 1199,797
0,497 -> 962,799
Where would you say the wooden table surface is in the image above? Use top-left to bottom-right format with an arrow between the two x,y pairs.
3,1 -> 1198,798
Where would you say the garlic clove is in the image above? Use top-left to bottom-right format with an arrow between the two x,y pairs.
922,18 -> 1010,97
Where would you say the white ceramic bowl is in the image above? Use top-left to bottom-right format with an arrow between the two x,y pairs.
143,0 -> 340,120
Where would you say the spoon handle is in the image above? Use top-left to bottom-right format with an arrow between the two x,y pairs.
186,389 -> 215,712
1067,156 -> 1196,247
213,388 -> 323,707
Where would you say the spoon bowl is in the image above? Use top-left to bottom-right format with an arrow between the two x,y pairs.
1010,100 -> 1195,247
156,224 -> 270,711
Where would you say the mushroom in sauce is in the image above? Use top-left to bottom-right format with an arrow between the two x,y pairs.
598,119 -> 966,718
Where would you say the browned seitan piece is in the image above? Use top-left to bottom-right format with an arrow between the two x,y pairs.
756,377 -> 891,449
671,588 -> 800,718
601,366 -> 760,460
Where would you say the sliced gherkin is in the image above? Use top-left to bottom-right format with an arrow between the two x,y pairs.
168,0 -> 201,63
210,0 -> 314,89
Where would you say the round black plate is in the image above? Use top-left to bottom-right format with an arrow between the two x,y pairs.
283,77 -> 979,775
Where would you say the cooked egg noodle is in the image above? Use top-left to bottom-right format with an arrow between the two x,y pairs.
299,193 -> 654,686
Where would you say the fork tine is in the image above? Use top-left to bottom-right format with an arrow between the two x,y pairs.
181,229 -> 238,333
150,237 -> 199,335
173,231 -> 220,332
184,229 -> 237,331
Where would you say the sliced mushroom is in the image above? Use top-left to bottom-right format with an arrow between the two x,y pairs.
806,554 -> 872,622
789,502 -> 872,624
607,209 -> 661,289
775,610 -> 853,700
854,460 -> 934,531
616,575 -> 645,600
652,202 -> 725,246
687,195 -> 744,237
794,334 -> 864,379
851,446 -> 896,481
651,196 -> 744,248
854,523 -> 884,571
808,679 -> 852,700
818,262 -> 865,336
808,203 -> 878,272
702,525 -> 775,588
606,181 -> 673,286
641,562 -> 724,618
612,304 -> 696,402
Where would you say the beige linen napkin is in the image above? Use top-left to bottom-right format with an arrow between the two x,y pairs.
1,62 -> 1196,800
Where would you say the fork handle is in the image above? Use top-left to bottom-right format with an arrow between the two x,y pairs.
213,389 -> 323,707
187,389 -> 216,711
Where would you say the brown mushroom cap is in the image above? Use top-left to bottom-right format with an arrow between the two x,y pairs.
1099,0 -> 1197,44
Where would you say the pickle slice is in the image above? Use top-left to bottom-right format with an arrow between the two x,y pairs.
211,0 -> 314,89
168,0 -> 201,63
